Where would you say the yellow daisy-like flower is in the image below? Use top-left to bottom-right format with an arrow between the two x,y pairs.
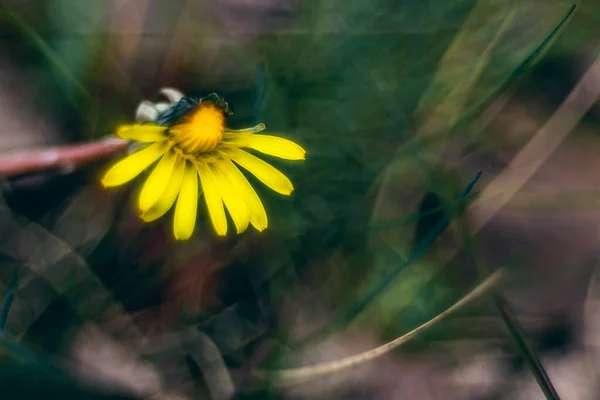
101,88 -> 305,240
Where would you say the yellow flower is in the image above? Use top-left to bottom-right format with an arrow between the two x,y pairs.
101,89 -> 305,240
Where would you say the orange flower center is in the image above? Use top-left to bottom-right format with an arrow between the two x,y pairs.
169,103 -> 225,154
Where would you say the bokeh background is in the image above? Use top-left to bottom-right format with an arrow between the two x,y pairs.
1,0 -> 600,399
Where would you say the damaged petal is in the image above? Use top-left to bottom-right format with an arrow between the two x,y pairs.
135,101 -> 159,123
160,88 -> 185,104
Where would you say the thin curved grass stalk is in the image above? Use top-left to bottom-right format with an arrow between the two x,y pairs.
295,171 -> 482,349
254,268 -> 505,386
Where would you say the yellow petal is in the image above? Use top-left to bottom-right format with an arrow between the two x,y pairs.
173,163 -> 199,240
222,133 -> 306,160
117,124 -> 167,142
225,123 -> 266,133
197,162 -> 228,236
217,159 -> 267,231
141,157 -> 185,222
210,162 -> 250,234
225,148 -> 294,195
138,150 -> 178,212
101,142 -> 167,187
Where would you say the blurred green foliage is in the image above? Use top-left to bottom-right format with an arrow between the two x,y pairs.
0,0 -> 595,398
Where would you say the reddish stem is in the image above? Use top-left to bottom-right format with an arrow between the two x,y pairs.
0,138 -> 128,179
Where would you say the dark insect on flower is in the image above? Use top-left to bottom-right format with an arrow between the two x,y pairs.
156,93 -> 233,127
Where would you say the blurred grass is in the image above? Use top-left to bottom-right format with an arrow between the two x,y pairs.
359,1 -> 574,343
0,0 -> 598,398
